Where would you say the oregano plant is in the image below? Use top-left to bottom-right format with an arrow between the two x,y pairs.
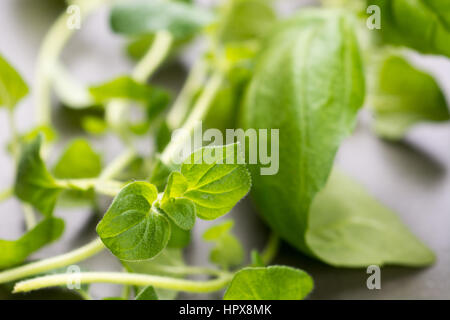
0,0 -> 447,301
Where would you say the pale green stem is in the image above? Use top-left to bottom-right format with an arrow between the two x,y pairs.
22,204 -> 37,230
121,282 -> 131,300
35,0 -> 107,126
14,271 -> 233,294
261,233 -> 280,265
166,60 -> 208,130
132,31 -> 174,82
160,72 -> 223,164
99,148 -> 137,180
106,31 -> 174,135
148,265 -> 224,277
56,178 -> 124,197
0,238 -> 105,284
0,187 -> 13,203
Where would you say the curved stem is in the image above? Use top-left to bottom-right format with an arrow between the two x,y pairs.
261,233 -> 280,265
166,60 -> 208,130
106,31 -> 174,138
132,31 -> 174,82
0,238 -> 105,284
35,0 -> 107,126
22,204 -> 37,230
160,72 -> 223,164
100,148 -> 137,180
14,271 -> 233,294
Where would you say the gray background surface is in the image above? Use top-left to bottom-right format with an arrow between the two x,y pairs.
0,0 -> 449,299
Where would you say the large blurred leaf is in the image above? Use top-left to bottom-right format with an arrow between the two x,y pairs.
368,0 -> 450,57
305,169 -> 436,267
110,0 -> 214,39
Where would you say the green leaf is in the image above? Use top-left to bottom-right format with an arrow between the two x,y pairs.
0,54 -> 28,109
242,10 -> 365,253
96,182 -> 170,261
110,0 -> 214,39
136,286 -> 158,300
167,220 -> 191,249
202,220 -> 234,241
203,220 -> 244,269
368,0 -> 450,57
90,76 -> 170,117
14,134 -> 63,216
305,168 -> 436,267
81,116 -> 108,135
53,139 -> 102,179
180,143 -> 251,220
0,217 -> 64,269
370,54 -> 450,139
215,0 -> 277,43
160,172 -> 195,230
223,266 -> 314,300
161,197 -> 196,231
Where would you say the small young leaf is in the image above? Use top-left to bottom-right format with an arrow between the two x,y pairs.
180,144 -> 251,220
203,220 -> 243,269
0,217 -> 64,269
209,234 -> 243,269
223,266 -> 314,300
14,134 -> 63,216
160,198 -> 195,231
110,0 -> 214,39
305,169 -> 436,267
53,139 -> 102,179
370,54 -> 450,139
81,116 -> 108,135
136,286 -> 158,300
161,171 -> 188,202
97,182 -> 170,261
202,220 -> 234,241
160,172 -> 195,230
0,54 -> 28,109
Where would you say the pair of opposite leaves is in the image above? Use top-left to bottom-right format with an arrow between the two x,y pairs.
97,143 -> 251,261
243,9 -> 435,267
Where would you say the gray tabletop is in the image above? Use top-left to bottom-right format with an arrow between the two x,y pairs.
0,0 -> 449,300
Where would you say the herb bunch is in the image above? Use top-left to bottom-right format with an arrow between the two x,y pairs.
0,0 -> 449,300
